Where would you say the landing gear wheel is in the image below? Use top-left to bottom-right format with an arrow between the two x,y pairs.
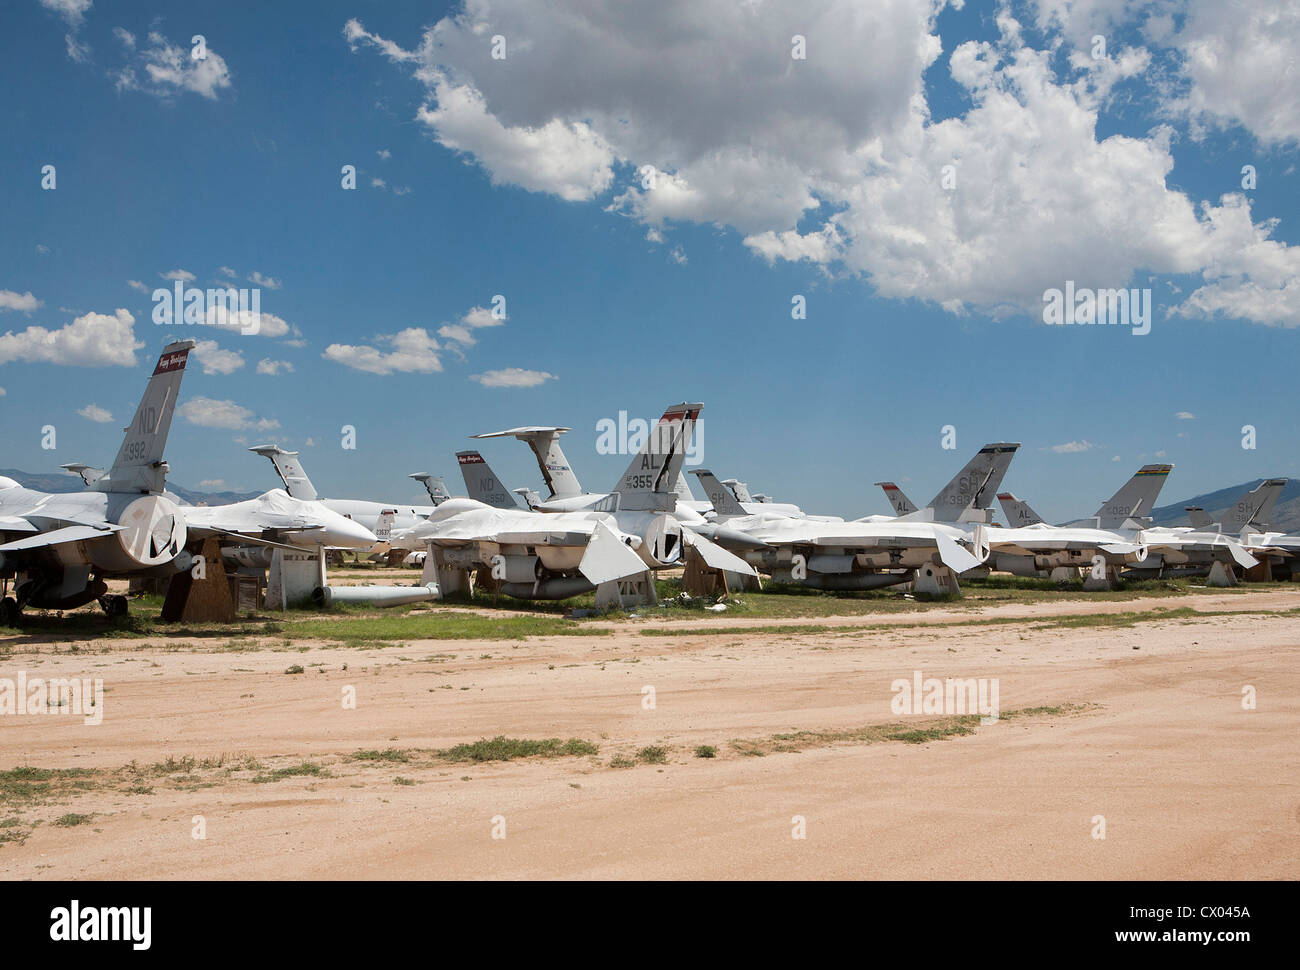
98,594 -> 129,618
1,597 -> 19,627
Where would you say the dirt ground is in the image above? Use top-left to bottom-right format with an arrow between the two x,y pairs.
1,588 -> 1297,880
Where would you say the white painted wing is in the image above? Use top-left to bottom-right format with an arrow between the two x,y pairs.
0,523 -> 123,551
683,528 -> 758,577
579,521 -> 650,586
0,516 -> 39,533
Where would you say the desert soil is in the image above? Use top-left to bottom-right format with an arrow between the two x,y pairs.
1,589 -> 1297,879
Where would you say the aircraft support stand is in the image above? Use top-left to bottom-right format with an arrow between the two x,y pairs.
1206,560 -> 1238,588
913,562 -> 961,597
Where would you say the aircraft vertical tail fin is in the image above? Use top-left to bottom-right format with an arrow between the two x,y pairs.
1093,464 -> 1173,529
470,426 -> 581,499
876,482 -> 918,516
374,509 -> 395,542
456,452 -> 519,509
95,339 -> 196,495
408,473 -> 450,505
513,487 -> 542,510
610,403 -> 702,511
673,471 -> 698,503
1185,507 -> 1211,529
721,478 -> 753,503
689,469 -> 747,516
1219,478 -> 1287,533
997,492 -> 1045,527
249,445 -> 318,501
926,443 -> 1020,522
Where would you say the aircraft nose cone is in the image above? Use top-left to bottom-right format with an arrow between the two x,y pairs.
328,515 -> 378,549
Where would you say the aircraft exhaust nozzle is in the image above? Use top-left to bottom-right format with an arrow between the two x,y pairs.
90,495 -> 188,574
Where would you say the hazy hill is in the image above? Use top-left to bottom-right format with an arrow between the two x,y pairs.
0,468 -> 263,507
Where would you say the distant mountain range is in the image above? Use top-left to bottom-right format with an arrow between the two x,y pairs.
0,469 -> 263,507
1150,478 -> 1300,532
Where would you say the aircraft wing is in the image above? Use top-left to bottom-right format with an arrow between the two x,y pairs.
682,528 -> 758,576
0,516 -> 40,533
578,521 -> 651,585
0,523 -> 124,551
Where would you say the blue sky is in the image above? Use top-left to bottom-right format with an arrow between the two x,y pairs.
2,0 -> 1297,522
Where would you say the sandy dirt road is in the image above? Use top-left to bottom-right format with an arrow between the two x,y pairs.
1,590 -> 1297,879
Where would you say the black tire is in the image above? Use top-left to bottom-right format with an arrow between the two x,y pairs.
1,597 -> 19,627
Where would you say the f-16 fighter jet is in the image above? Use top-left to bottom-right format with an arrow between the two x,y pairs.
691,470 -> 987,595
860,443 -> 1021,525
984,464 -> 1173,586
1131,478 -> 1285,584
0,340 -> 198,622
394,404 -> 758,605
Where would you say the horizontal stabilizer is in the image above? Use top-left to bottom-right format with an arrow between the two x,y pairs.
683,528 -> 758,576
0,523 -> 123,551
933,529 -> 981,573
578,521 -> 649,586
1225,539 -> 1258,569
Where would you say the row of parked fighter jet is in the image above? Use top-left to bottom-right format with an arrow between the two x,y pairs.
2,339 -> 1294,620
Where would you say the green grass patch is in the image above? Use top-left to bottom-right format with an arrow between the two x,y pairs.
435,736 -> 598,762
350,748 -> 410,763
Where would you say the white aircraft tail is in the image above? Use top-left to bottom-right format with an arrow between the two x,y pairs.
93,339 -> 196,495
690,469 -> 747,516
610,402 -> 702,512
456,451 -> 519,509
408,473 -> 451,505
1093,464 -> 1172,529
721,478 -> 753,503
471,426 -> 581,499
249,445 -> 318,500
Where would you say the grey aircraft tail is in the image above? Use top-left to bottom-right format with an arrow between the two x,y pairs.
93,339 -> 196,495
690,469 -> 747,516
456,451 -> 519,509
876,482 -> 918,516
1092,464 -> 1173,529
1184,507 -> 1211,529
610,403 -> 702,511
997,492 -> 1046,527
926,442 -> 1020,522
1216,478 -> 1287,533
